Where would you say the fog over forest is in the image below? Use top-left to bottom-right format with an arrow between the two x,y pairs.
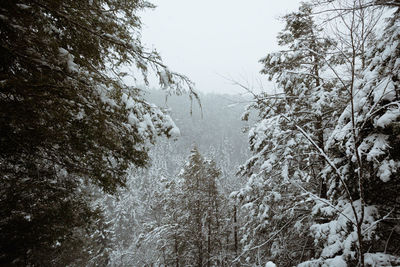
1,1 -> 400,267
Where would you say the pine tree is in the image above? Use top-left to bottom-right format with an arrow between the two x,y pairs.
0,0 -> 194,265
234,3 -> 343,265
178,147 -> 222,267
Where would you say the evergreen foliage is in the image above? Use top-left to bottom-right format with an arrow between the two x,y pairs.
233,4 -> 343,265
2,0 -> 400,266
236,1 -> 400,266
305,6 -> 400,266
0,0 -> 193,265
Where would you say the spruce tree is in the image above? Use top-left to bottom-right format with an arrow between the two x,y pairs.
235,3 -> 342,265
179,147 -> 221,267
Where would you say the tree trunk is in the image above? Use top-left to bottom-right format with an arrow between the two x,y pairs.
174,233 -> 179,267
233,204 -> 239,266
207,217 -> 211,267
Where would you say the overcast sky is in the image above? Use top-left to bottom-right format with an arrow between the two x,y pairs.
140,0 -> 302,94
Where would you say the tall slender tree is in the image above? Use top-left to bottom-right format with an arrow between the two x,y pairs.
234,3 -> 343,266
178,147 -> 222,267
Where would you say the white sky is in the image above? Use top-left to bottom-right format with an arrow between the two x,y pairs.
140,0 -> 302,94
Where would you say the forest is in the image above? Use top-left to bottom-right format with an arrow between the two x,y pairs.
0,0 -> 400,266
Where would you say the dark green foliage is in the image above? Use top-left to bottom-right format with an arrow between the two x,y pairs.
0,0 -> 192,265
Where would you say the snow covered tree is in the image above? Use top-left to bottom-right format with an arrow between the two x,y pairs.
301,3 -> 400,266
233,3 -> 343,266
105,140 -> 185,266
0,0 -> 193,265
177,146 -> 222,267
209,138 -> 248,265
120,146 -> 225,266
